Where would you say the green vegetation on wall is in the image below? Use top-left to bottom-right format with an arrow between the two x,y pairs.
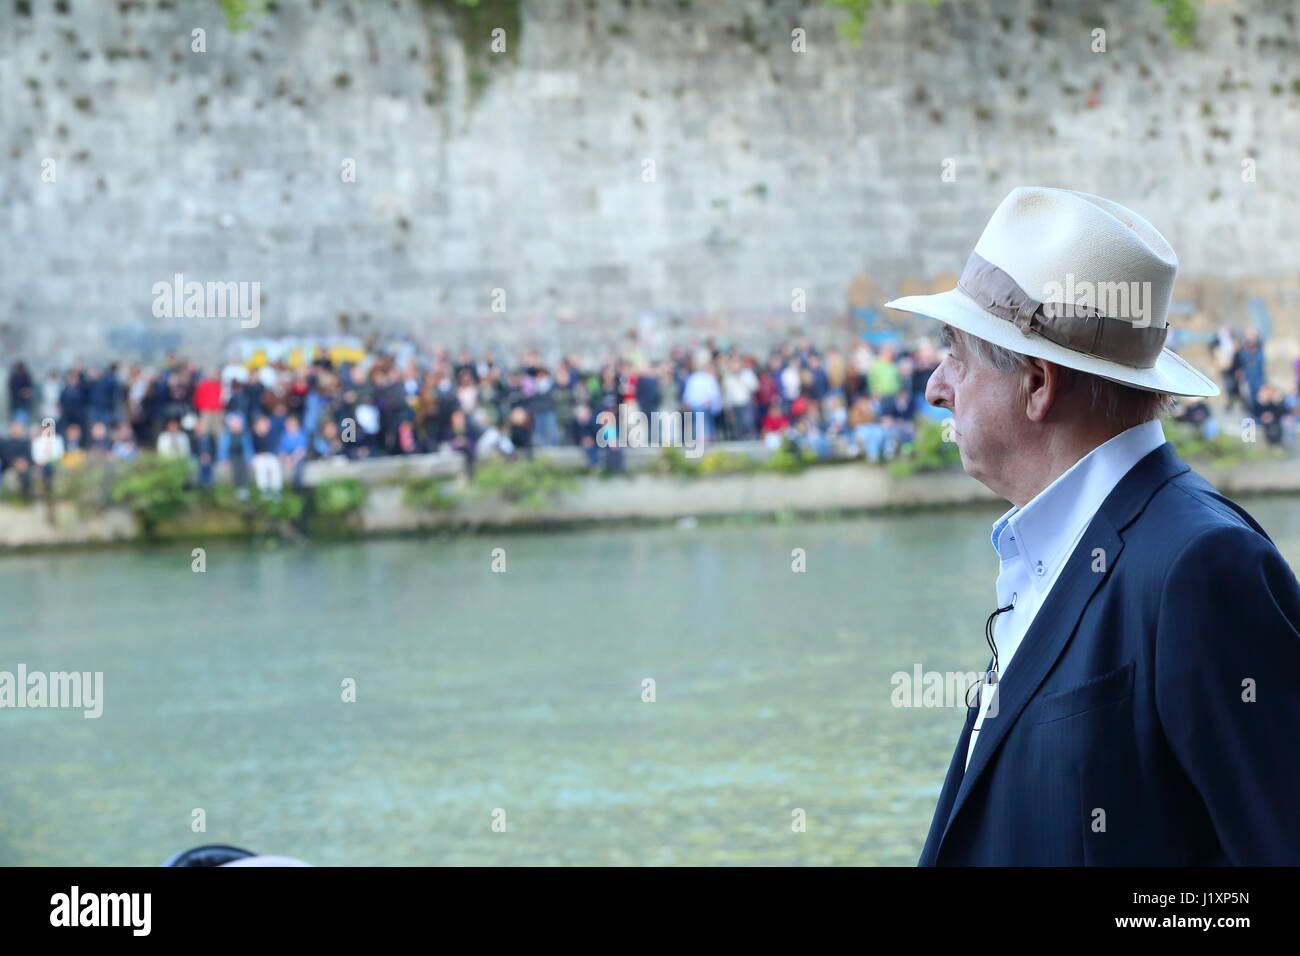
467,457 -> 577,510
654,439 -> 817,478
210,0 -> 1201,111
888,418 -> 961,477
109,455 -> 196,534
214,0 -> 522,105
217,0 -> 270,33
418,0 -> 522,106
824,0 -> 1201,47
312,477 -> 368,517
80,455 -> 357,539
1163,420 -> 1278,469
402,475 -> 459,511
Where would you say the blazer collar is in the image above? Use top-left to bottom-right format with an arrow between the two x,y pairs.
991,419 -> 1168,593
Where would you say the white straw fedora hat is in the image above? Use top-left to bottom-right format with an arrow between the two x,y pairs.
885,187 -> 1220,398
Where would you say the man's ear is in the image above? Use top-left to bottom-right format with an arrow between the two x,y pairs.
1023,357 -> 1066,423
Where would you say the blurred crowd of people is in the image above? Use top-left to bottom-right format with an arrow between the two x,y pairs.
1200,325 -> 1299,446
0,334 -> 943,497
1,324 -> 1296,500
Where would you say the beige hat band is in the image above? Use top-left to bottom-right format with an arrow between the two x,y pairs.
956,252 -> 1169,369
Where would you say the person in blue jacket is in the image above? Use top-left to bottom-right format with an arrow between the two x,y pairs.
886,187 -> 1300,865
216,413 -> 255,498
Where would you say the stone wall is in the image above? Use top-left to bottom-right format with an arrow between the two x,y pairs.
2,0 -> 1298,376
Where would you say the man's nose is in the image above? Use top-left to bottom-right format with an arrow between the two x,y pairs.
925,360 -> 950,410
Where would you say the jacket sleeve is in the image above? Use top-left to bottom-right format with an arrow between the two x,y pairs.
1154,523 -> 1300,864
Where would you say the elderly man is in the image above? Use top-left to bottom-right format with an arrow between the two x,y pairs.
886,187 -> 1300,866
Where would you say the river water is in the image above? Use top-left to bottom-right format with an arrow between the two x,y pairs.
3,497 -> 1298,866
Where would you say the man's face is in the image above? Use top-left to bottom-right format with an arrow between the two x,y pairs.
924,326 -> 1026,490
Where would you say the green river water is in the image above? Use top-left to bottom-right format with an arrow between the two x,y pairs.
3,497 -> 1298,866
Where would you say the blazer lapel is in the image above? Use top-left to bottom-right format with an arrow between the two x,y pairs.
931,441 -> 1191,860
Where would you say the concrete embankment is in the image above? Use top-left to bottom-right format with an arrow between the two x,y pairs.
353,461 -> 1004,534
0,501 -> 139,548
2,449 -> 1298,550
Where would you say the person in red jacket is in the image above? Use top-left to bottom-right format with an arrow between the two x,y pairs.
193,368 -> 224,435
759,401 -> 788,438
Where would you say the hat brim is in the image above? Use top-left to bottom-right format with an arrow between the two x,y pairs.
885,288 -> 1220,399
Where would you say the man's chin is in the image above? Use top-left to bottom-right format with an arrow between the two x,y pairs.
956,450 -> 978,480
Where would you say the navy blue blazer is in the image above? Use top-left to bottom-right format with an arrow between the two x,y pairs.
919,440 -> 1300,866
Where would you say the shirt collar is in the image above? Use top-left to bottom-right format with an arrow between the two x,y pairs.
990,419 -> 1167,589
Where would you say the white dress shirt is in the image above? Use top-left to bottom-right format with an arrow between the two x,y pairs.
965,418 -> 1168,769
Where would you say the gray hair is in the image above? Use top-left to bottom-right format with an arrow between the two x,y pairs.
942,325 -> 1178,428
